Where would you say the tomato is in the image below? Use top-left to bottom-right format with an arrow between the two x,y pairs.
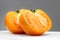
4,11 -> 24,34
19,9 -> 52,35
4,9 -> 52,35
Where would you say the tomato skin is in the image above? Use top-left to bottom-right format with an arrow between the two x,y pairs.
4,11 -> 24,34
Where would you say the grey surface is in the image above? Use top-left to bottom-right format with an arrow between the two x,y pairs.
0,0 -> 60,31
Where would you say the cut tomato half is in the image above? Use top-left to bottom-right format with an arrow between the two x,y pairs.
19,9 -> 52,35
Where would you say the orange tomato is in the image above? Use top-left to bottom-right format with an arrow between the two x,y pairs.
19,9 -> 52,35
4,9 -> 52,35
4,11 -> 24,34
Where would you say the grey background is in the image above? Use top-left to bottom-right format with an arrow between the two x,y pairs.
0,0 -> 60,31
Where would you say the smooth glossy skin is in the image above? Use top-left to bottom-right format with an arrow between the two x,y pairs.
4,11 -> 24,34
19,9 -> 52,35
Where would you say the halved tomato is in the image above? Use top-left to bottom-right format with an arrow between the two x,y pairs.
19,9 -> 52,35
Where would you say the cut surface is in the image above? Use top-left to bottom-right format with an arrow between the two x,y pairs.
35,9 -> 52,32
34,13 -> 48,27
16,13 -> 21,24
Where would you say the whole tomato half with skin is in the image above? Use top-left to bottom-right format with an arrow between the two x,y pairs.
4,11 -> 24,34
19,9 -> 52,35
